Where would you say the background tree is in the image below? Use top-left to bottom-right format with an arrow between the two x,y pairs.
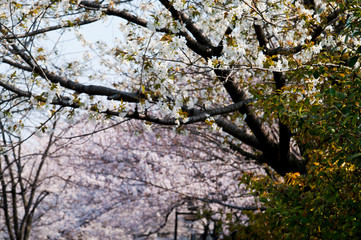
0,118 -> 63,240
30,119 -> 263,239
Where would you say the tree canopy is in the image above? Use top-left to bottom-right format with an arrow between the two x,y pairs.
1,0 -> 345,175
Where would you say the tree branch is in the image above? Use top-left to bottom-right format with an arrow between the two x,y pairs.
273,71 -> 291,168
215,117 -> 262,151
158,0 -> 213,47
0,80 -> 31,98
2,56 -> 140,103
0,18 -> 99,40
79,1 -> 215,59
122,100 -> 255,125
254,9 -> 342,56
196,197 -> 266,211
228,142 -> 259,160
218,73 -> 277,152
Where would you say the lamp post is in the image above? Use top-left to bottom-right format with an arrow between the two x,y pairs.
174,207 -> 199,240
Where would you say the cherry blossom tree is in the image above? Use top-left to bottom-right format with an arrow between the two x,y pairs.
1,0 -> 361,238
1,0 -> 356,177
0,104 -> 264,240
28,119 -> 264,239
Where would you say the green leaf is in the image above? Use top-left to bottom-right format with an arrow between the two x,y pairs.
329,88 -> 336,97
259,197 -> 268,203
348,56 -> 359,67
348,153 -> 361,160
337,158 -> 344,166
341,48 -> 348,57
357,46 -> 361,54
313,70 -> 320,79
336,91 -> 346,100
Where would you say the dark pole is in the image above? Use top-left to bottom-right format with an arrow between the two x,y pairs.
174,210 -> 178,240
